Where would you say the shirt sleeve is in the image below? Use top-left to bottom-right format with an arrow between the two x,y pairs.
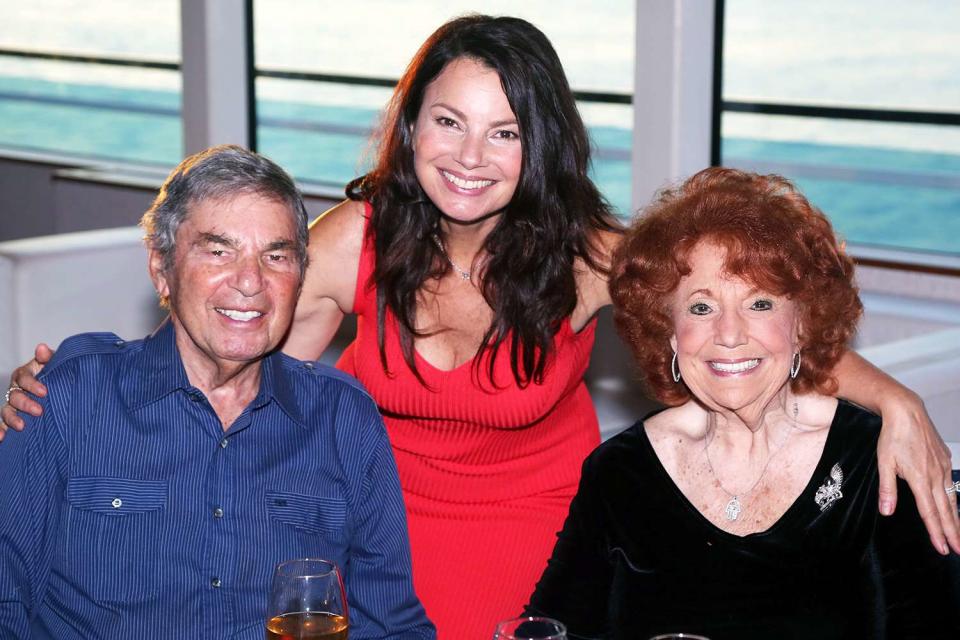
873,478 -> 960,637
0,385 -> 68,637
343,402 -> 435,639
525,454 -> 613,640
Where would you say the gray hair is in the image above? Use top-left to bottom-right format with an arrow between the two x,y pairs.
141,144 -> 309,277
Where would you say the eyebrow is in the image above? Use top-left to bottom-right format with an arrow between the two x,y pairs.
196,232 -> 237,248
264,240 -> 296,252
195,233 -> 296,252
686,286 -> 766,299
431,102 -> 518,129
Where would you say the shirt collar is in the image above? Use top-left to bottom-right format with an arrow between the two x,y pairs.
254,348 -> 307,429
122,318 -> 306,428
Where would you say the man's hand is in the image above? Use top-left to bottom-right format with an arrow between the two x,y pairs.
0,344 -> 54,441
877,390 -> 959,555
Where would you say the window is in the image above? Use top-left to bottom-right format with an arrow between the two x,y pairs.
718,0 -> 960,257
0,1 -> 181,165
253,1 -> 634,213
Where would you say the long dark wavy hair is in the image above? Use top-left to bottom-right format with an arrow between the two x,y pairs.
347,14 -> 620,387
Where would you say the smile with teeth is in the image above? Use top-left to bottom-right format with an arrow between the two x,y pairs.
442,170 -> 494,190
216,308 -> 263,322
709,359 -> 760,373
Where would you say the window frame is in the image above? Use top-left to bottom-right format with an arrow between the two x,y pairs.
711,0 -> 960,274
1,0 -> 957,275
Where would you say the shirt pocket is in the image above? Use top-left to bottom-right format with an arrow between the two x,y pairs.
64,476 -> 168,602
265,491 -> 347,537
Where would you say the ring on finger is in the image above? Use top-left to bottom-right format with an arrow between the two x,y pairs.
946,480 -> 960,495
4,383 -> 21,404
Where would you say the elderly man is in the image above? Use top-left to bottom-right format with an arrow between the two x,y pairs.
0,146 -> 434,639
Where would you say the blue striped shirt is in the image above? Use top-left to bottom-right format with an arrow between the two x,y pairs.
0,320 -> 434,639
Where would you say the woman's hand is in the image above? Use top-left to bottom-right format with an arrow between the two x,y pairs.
0,343 -> 54,441
833,350 -> 958,554
876,389 -> 959,555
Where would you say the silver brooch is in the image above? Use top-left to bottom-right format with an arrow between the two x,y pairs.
814,463 -> 844,512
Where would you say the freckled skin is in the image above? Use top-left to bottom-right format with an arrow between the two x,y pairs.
644,242 -> 836,536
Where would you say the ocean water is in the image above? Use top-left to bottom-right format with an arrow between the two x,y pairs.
0,1 -> 957,255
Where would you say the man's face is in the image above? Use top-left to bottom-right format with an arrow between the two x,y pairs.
149,192 -> 302,374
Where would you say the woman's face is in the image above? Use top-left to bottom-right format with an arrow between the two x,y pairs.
669,242 -> 801,421
411,57 -> 523,225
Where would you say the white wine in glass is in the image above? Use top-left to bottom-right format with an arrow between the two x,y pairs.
265,558 -> 348,640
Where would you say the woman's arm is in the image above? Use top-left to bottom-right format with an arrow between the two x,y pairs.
834,349 -> 960,554
570,228 -> 621,332
281,199 -> 365,360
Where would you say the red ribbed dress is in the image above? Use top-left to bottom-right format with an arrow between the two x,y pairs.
336,216 -> 600,639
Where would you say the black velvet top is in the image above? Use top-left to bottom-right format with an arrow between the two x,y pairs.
527,401 -> 960,639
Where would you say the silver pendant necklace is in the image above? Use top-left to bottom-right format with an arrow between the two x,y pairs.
431,233 -> 472,281
704,401 -> 799,522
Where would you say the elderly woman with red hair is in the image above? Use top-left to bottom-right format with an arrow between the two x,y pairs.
527,168 -> 959,639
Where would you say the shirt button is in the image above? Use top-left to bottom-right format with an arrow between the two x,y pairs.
114,340 -> 125,348
219,438 -> 228,449
213,507 -> 224,519
111,498 -> 122,509
211,577 -> 222,588
303,362 -> 314,370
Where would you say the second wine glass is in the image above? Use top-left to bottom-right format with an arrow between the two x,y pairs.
265,558 -> 349,640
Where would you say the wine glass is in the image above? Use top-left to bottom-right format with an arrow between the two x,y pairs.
493,616 -> 567,639
648,634 -> 711,639
265,558 -> 348,640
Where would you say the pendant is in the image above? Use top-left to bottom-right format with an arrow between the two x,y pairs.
724,496 -> 741,521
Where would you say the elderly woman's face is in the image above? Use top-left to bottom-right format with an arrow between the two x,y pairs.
669,242 -> 801,419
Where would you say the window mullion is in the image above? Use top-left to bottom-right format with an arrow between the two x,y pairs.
180,0 -> 251,154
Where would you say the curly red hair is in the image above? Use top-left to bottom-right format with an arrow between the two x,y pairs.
609,167 -> 862,405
